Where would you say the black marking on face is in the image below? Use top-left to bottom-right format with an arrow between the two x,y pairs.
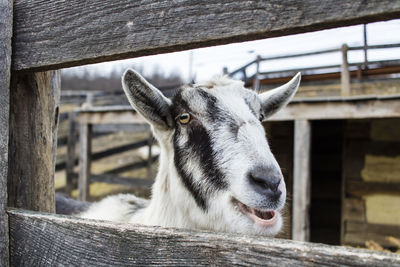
172,88 -> 229,211
228,121 -> 240,138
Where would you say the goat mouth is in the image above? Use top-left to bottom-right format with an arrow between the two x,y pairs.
232,197 -> 277,227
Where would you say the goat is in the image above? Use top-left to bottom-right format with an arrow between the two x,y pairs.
59,70 -> 300,237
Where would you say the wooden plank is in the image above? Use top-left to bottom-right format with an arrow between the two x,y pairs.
342,198 -> 366,222
292,120 -> 311,241
90,174 -> 154,188
76,111 -> 147,125
344,221 -> 400,247
346,221 -> 400,237
12,0 -> 400,71
8,71 -> 60,213
8,209 -> 400,267
66,173 -> 154,188
346,181 -> 400,197
56,139 -> 151,171
66,112 -> 77,195
254,43 -> 400,66
92,139 -> 150,161
78,123 -> 92,201
0,0 -> 13,265
92,123 -> 150,134
270,97 -> 400,121
104,155 -> 160,175
341,44 -> 351,97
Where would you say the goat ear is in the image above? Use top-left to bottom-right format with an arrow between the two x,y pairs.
122,69 -> 173,130
259,72 -> 301,119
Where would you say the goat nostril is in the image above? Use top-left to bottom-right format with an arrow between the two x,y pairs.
269,179 -> 280,193
248,172 -> 281,193
252,176 -> 269,189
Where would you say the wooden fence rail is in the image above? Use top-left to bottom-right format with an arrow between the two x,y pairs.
2,0 -> 400,266
8,209 -> 400,266
12,0 -> 400,71
56,138 -> 151,171
228,43 -> 400,82
57,111 -> 156,199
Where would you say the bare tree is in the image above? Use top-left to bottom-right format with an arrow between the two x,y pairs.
61,65 -> 183,94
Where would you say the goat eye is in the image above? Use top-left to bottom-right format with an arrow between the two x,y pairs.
178,113 -> 191,124
259,113 -> 265,122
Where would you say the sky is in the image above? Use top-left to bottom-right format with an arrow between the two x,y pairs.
63,19 -> 400,83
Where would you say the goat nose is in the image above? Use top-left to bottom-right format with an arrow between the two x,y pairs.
248,166 -> 282,195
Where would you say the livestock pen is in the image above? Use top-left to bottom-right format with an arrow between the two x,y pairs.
2,0 -> 400,266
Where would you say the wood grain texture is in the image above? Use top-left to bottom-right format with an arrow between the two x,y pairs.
0,0 -> 13,265
344,221 -> 400,247
270,97 -> 400,121
8,209 -> 400,267
90,174 -> 154,188
342,198 -> 366,223
66,112 -> 77,195
292,120 -> 311,242
341,44 -> 350,97
76,110 -> 147,125
12,0 -> 400,71
347,181 -> 400,197
78,123 -> 92,201
7,71 -> 60,213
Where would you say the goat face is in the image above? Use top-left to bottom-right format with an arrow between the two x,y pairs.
122,70 -> 300,236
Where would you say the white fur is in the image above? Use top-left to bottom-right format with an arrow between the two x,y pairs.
79,72 -> 300,237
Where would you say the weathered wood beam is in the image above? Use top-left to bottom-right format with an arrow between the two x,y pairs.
270,96 -> 400,121
78,123 -> 92,201
12,0 -> 400,71
344,221 -> 400,247
90,174 -> 154,188
8,71 -> 60,213
346,181 -> 400,197
8,209 -> 400,266
92,123 -> 150,134
341,44 -> 351,97
104,155 -> 159,175
65,112 -> 77,195
76,110 -> 147,125
56,139 -> 150,171
0,0 -> 13,265
292,120 -> 311,242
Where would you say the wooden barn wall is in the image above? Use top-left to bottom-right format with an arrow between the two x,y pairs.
264,121 -> 294,239
342,119 -> 400,248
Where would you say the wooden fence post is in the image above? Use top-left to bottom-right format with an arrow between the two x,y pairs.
341,44 -> 350,97
78,123 -> 92,201
292,119 -> 311,241
0,0 -> 13,265
363,24 -> 368,70
8,71 -> 61,213
66,112 -> 77,195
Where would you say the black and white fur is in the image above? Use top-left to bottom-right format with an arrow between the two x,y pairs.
74,70 -> 301,237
